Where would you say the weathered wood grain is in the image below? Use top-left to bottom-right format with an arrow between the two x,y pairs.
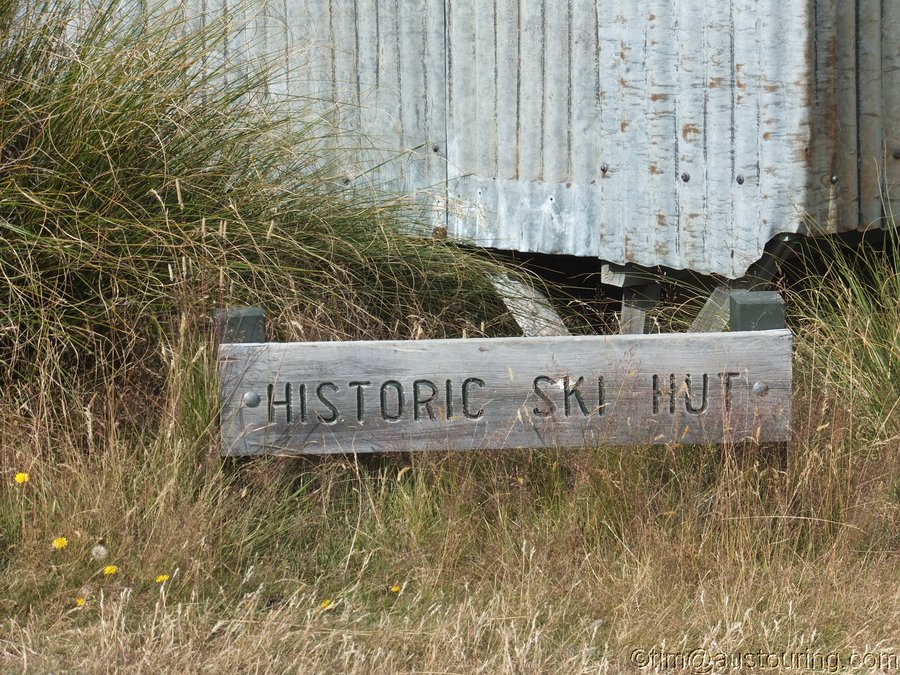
219,330 -> 792,456
490,275 -> 570,337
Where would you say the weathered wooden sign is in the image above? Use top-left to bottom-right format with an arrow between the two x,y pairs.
218,330 -> 791,455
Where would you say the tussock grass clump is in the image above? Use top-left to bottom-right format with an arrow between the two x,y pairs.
0,0 -> 514,381
788,226 -> 899,442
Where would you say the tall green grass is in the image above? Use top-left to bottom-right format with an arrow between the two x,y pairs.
788,226 -> 899,443
0,0 -> 515,383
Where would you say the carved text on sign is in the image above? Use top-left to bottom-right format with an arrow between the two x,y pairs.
219,332 -> 792,455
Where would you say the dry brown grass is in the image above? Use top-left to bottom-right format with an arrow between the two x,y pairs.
1,322 -> 897,673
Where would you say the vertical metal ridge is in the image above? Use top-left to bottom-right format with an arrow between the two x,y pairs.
728,0 -> 736,265
855,0 -> 863,227
419,3 -> 434,143
472,0 -> 497,178
672,2 -> 682,256
516,0 -> 543,182
514,0 -> 521,180
328,0 -> 336,107
492,0 -> 499,179
539,1 -> 545,182
443,0 -> 450,233
701,17 -> 710,261
277,0 -> 286,91
753,2 -> 762,255
421,6 -> 428,140
373,0 -> 380,88
496,0 -> 518,180
565,0 -> 573,179
353,0 -> 361,120
856,0 -> 884,228
882,0 -> 900,214
394,0 -> 403,153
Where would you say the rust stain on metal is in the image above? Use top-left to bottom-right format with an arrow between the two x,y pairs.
649,163 -> 663,174
709,76 -> 724,89
763,131 -> 773,140
819,30 -> 839,198
825,32 -> 837,69
764,83 -> 779,93
650,93 -> 669,102
620,118 -> 629,132
794,75 -> 813,108
682,123 -> 700,141
736,79 -> 746,90
623,234 -> 634,263
656,212 -> 667,226
791,132 -> 812,157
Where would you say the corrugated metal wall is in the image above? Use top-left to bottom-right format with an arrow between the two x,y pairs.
196,0 -> 898,279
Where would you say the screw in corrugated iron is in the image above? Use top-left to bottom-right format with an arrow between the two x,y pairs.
681,172 -> 690,182
600,163 -> 609,174
735,174 -> 745,185
893,149 -> 900,160
829,174 -> 839,185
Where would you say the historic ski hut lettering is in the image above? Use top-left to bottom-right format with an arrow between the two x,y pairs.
219,331 -> 792,455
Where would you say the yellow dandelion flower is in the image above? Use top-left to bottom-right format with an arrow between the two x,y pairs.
14,472 -> 29,484
52,537 -> 68,550
103,565 -> 118,576
75,597 -> 85,607
155,574 -> 170,584
319,598 -> 332,610
390,584 -> 401,593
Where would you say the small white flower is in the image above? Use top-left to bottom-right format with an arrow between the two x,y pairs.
91,544 -> 109,561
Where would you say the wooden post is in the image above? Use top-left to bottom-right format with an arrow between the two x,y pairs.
726,291 -> 788,467
490,275 -> 569,337
728,291 -> 785,331
601,263 -> 661,335
690,236 -> 796,332
215,307 -> 266,344
620,284 -> 661,334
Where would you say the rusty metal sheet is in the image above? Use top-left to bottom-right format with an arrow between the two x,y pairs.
180,0 -> 896,277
